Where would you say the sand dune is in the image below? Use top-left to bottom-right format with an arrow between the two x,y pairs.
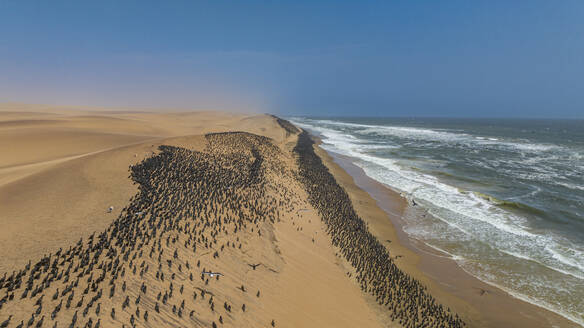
0,105 -> 387,328
0,106 -> 274,272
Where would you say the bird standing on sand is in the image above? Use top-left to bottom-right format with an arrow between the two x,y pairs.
0,315 -> 11,328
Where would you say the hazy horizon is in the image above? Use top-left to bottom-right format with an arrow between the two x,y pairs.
1,1 -> 583,118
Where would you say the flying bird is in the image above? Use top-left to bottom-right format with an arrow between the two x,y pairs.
248,263 -> 262,270
201,271 -> 223,278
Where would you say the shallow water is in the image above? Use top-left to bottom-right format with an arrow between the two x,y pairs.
290,117 -> 584,326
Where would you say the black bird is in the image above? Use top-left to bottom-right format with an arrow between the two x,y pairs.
71,311 -> 77,325
0,315 -> 12,328
35,295 -> 44,307
26,314 -> 35,327
35,316 -> 44,328
76,296 -> 84,308
248,263 -> 261,270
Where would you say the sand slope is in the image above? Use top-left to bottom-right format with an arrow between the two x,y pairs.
0,105 -> 281,273
0,105 -> 385,328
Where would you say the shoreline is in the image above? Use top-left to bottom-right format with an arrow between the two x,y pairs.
310,137 -> 578,327
0,108 -> 579,328
293,129 -> 467,327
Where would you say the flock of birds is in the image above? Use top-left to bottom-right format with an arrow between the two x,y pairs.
0,132 -> 295,328
293,128 -> 466,328
0,118 -> 465,328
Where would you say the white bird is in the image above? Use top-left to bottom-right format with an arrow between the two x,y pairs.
201,271 -> 223,278
107,206 -> 114,213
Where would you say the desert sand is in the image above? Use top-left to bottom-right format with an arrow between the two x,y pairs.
0,104 -> 388,328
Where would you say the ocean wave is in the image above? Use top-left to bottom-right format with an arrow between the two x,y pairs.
557,181 -> 584,192
546,245 -> 584,276
505,186 -> 542,201
471,191 -> 548,216
303,118 -> 564,154
358,150 -> 584,279
291,117 -> 584,326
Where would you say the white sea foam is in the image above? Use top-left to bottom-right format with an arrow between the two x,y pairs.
305,118 -> 564,154
557,181 -> 584,191
458,261 -> 584,327
546,245 -> 584,275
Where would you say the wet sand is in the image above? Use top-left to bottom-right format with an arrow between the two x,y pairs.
314,141 -> 577,328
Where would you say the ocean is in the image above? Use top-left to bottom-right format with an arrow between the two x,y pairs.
290,117 -> 584,326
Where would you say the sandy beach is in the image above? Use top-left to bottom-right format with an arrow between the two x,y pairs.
0,104 -> 576,328
315,144 -> 577,328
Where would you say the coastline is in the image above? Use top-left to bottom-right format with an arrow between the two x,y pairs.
310,135 -> 578,328
0,108 -> 578,328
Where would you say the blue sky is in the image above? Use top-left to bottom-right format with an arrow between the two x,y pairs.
1,1 -> 583,117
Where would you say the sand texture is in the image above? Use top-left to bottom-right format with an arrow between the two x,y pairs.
0,106 -> 389,328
